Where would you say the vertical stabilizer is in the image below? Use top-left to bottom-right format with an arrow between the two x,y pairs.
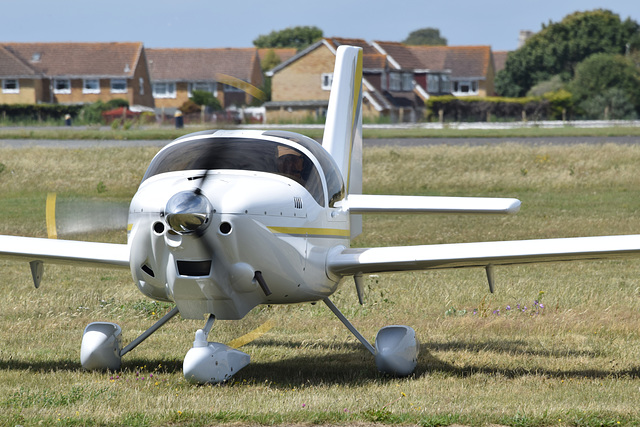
322,46 -> 363,238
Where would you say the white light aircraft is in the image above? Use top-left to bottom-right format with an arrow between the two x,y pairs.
2,46 -> 640,384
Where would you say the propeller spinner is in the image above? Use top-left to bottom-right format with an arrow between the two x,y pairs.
165,190 -> 213,235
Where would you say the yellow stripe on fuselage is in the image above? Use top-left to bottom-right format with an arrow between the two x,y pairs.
268,226 -> 350,238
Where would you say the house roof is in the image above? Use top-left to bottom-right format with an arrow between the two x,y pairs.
325,37 -> 379,55
258,48 -> 297,64
493,50 -> 509,74
267,38 -> 387,77
373,41 -> 493,78
441,46 -> 492,79
373,41 -> 426,70
147,48 -> 261,83
1,42 -> 144,78
0,45 -> 38,77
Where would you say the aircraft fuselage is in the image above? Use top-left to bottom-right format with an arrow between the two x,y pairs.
127,130 -> 350,319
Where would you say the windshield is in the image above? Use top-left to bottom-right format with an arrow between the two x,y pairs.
143,137 -> 325,206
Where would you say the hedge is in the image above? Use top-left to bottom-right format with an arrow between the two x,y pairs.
426,92 -> 573,122
0,104 -> 84,122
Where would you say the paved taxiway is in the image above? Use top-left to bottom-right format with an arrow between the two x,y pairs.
0,136 -> 638,149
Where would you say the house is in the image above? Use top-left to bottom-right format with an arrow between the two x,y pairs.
266,38 -> 498,123
0,42 -> 154,107
265,37 -> 424,123
146,48 -> 264,112
373,42 -> 496,98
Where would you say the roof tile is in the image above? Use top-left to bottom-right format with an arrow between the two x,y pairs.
2,42 -> 143,77
147,48 -> 260,82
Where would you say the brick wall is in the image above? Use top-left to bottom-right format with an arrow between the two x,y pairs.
271,46 -> 335,102
0,78 -> 38,104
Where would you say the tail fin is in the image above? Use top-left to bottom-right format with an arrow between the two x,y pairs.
322,46 -> 363,238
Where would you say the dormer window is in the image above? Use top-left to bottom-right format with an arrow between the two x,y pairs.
31,53 -> 41,62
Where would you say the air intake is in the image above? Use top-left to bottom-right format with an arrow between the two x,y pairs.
177,260 -> 212,277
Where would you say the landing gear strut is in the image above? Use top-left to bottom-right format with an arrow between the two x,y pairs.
324,297 -> 419,376
81,308 -> 250,384
80,306 -> 180,371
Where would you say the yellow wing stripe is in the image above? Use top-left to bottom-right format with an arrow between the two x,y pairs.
46,192 -> 57,239
268,226 -> 350,237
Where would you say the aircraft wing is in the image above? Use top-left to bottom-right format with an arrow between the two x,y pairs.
327,234 -> 640,276
0,235 -> 130,269
342,194 -> 521,215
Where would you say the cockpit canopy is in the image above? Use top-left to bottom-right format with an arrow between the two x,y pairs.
143,134 -> 345,207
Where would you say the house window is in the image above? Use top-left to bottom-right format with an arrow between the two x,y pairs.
82,79 -> 100,94
111,79 -> 127,93
2,79 -> 19,94
427,74 -> 440,93
321,73 -> 333,90
53,78 -> 71,94
441,75 -> 451,93
139,77 -> 144,95
389,72 -> 402,91
188,82 -> 216,97
401,73 -> 413,91
152,82 -> 176,98
452,80 -> 479,96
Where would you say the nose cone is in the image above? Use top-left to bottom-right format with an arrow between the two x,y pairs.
165,191 -> 213,234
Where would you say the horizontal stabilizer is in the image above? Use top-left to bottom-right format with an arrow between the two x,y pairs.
327,234 -> 640,276
340,194 -> 521,215
0,235 -> 130,268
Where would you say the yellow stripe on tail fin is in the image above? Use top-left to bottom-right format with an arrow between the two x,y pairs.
321,46 -> 364,238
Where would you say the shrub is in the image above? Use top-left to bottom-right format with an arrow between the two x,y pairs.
425,95 -> 574,122
0,104 -> 82,122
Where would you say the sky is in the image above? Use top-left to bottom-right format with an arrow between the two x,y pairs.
0,0 -> 637,52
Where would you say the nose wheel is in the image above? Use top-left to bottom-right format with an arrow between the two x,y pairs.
183,314 -> 251,384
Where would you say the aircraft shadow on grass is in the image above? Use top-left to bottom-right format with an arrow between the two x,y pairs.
0,338 -> 637,386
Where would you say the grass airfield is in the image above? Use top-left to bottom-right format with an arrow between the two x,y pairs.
0,140 -> 638,426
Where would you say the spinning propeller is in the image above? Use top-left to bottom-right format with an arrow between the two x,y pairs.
46,193 -> 129,239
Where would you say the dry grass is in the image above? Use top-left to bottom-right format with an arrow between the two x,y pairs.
0,143 -> 638,426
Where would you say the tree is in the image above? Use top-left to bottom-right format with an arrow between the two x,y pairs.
580,87 -> 638,119
568,53 -> 640,118
496,9 -> 640,97
253,26 -> 323,50
189,90 -> 221,111
403,28 -> 447,46
260,49 -> 282,71
526,75 -> 565,97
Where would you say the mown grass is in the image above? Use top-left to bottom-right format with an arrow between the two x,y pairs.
0,142 -> 639,426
